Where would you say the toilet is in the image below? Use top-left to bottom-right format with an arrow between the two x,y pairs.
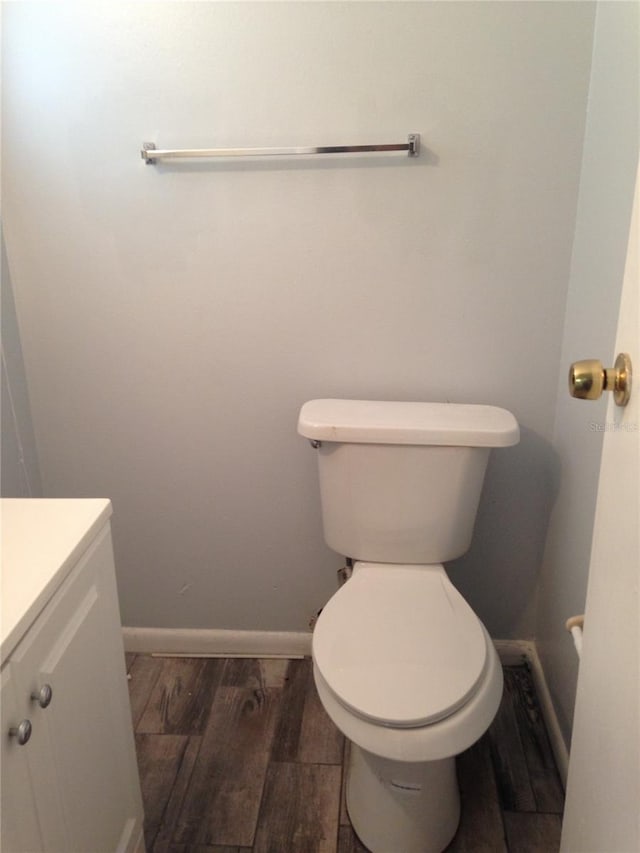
297,399 -> 520,853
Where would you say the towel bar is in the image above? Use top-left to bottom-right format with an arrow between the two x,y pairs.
141,134 -> 420,163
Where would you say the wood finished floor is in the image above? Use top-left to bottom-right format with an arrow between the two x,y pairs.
126,656 -> 564,853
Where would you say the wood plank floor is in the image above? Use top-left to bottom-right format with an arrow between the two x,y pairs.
126,656 -> 564,853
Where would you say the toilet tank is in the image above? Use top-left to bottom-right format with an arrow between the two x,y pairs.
298,400 -> 519,564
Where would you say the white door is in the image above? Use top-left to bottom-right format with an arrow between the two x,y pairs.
560,166 -> 640,851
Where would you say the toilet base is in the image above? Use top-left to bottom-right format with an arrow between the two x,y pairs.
346,743 -> 460,853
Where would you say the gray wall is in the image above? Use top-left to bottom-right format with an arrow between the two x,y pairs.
1,232 -> 42,498
3,3 -> 594,638
534,1 -> 640,747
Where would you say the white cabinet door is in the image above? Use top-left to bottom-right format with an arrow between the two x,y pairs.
10,527 -> 142,853
1,666 -> 45,853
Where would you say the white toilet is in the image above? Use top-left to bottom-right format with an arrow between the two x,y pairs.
297,399 -> 520,853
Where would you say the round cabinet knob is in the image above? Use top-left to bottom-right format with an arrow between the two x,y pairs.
9,719 -> 32,746
31,684 -> 53,709
569,353 -> 632,407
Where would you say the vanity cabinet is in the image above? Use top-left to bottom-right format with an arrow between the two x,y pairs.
1,500 -> 144,853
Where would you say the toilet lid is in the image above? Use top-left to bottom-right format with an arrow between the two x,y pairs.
312,564 -> 488,728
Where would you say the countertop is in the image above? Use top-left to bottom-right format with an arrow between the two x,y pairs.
1,498 -> 112,664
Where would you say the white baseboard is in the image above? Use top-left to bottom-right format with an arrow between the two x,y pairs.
122,626 -> 313,658
494,639 -> 569,788
131,825 -> 145,853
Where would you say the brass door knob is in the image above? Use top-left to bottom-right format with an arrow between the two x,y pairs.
569,353 -> 632,406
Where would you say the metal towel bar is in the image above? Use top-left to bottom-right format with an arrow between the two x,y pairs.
141,134 -> 420,163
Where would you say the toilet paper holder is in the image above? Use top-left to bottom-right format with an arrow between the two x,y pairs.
566,614 -> 585,659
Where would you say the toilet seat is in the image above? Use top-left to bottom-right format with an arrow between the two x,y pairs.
312,563 -> 488,728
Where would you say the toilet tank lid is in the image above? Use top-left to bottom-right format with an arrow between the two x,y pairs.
298,399 -> 519,447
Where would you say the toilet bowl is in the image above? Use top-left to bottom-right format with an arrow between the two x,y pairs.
312,562 -> 503,853
297,399 -> 519,852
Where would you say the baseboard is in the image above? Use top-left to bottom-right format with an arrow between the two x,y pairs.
122,626 -> 313,658
494,639 -> 569,788
130,824 -> 145,853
